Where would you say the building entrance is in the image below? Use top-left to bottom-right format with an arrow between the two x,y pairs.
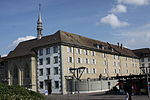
45,80 -> 52,94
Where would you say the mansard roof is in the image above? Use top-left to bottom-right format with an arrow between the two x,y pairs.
7,30 -> 138,59
133,48 -> 150,58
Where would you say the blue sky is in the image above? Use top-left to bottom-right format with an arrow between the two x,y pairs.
1,0 -> 150,56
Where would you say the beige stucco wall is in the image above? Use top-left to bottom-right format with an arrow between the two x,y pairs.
61,45 -> 140,78
61,45 -> 141,93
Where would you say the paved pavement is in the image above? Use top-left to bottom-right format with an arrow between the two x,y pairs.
45,92 -> 150,100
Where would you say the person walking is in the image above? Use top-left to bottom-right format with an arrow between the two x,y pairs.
125,92 -> 129,100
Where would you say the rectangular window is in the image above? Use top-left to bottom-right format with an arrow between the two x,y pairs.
92,51 -> 95,56
148,63 -> 150,67
39,81 -> 43,89
126,69 -> 129,73
114,69 -> 117,73
54,56 -> 58,64
125,63 -> 128,67
39,49 -> 43,56
77,48 -> 81,54
53,46 -> 58,53
39,69 -> 43,76
132,64 -> 134,67
148,57 -> 150,62
77,58 -> 81,63
46,48 -> 50,55
93,68 -> 96,74
54,67 -> 59,75
54,81 -> 59,89
92,59 -> 96,65
86,68 -> 89,73
68,57 -> 73,63
114,62 -> 116,66
46,57 -> 50,65
84,50 -> 89,55
67,47 -> 73,53
85,58 -> 88,64
141,58 -> 144,62
114,55 -> 116,59
142,64 -> 145,67
39,58 -> 43,65
135,64 -> 137,67
126,57 -> 128,61
46,68 -> 50,75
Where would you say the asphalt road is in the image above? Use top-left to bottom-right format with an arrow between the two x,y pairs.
45,92 -> 149,100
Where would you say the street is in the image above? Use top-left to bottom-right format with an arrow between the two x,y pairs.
45,92 -> 149,100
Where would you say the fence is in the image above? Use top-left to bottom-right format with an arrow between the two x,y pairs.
66,78 -> 118,93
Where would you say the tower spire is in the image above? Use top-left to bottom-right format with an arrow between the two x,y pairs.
37,4 -> 43,40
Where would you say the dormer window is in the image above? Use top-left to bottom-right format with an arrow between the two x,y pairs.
96,44 -> 100,49
101,46 -> 105,50
111,48 -> 114,52
96,44 -> 104,50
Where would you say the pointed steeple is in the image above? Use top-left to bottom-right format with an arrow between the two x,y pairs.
37,4 -> 43,40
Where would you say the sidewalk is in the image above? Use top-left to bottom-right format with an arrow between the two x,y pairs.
132,95 -> 149,100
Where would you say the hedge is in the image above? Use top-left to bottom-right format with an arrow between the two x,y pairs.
0,83 -> 45,100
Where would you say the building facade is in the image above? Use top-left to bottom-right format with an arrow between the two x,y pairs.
2,30 -> 141,94
133,48 -> 150,73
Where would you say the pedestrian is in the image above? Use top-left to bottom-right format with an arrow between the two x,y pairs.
125,92 -> 129,100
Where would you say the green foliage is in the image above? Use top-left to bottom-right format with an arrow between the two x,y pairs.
0,83 -> 45,100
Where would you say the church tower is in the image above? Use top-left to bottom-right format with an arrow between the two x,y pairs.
37,4 -> 43,40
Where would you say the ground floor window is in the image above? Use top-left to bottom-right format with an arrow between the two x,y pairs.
54,67 -> 59,75
39,81 -> 44,89
54,81 -> 59,89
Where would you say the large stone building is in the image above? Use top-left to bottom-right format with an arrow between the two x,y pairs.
1,8 -> 141,94
4,29 -> 141,94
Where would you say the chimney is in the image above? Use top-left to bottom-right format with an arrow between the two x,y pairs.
117,42 -> 119,46
120,43 -> 123,49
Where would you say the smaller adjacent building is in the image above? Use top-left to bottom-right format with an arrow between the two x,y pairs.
133,48 -> 150,73
0,57 -> 8,84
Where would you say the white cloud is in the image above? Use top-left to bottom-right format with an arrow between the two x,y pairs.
111,4 -> 127,13
114,23 -> 150,49
9,36 -> 36,48
118,0 -> 150,6
100,14 -> 129,28
1,54 -> 7,57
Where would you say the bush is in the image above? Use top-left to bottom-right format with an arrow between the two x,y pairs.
0,83 -> 45,100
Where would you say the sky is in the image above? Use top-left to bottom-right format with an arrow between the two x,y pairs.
1,0 -> 150,57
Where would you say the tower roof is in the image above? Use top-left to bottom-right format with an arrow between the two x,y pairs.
37,4 -> 43,39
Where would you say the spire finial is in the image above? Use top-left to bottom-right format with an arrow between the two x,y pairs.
39,3 -> 41,12
37,3 -> 43,40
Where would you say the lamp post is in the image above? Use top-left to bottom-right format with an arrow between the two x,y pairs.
140,67 -> 150,98
69,67 -> 86,100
